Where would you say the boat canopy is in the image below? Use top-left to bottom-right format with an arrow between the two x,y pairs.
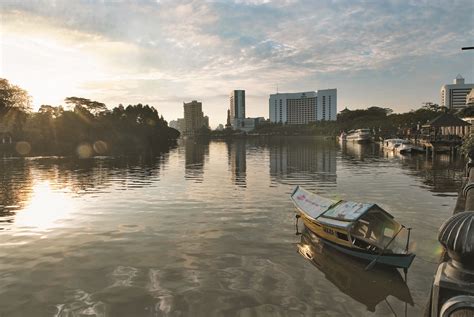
290,186 -> 338,219
291,186 -> 393,222
291,186 -> 405,250
322,201 -> 375,221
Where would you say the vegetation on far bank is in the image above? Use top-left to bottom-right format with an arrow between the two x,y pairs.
0,79 -> 179,157
3,77 -> 474,155
252,106 -> 457,138
209,104 -> 470,139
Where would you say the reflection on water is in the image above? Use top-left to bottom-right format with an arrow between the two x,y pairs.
0,137 -> 466,316
0,156 -> 168,231
227,140 -> 246,188
269,137 -> 337,189
15,181 -> 74,230
340,141 -> 380,161
297,227 -> 413,313
184,139 -> 209,183
398,153 -> 466,194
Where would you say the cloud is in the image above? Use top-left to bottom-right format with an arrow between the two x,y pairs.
1,0 -> 473,125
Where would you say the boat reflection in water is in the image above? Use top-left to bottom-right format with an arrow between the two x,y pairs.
296,227 -> 414,313
340,141 -> 379,161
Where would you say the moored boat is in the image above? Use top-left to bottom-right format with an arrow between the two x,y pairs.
338,132 -> 347,143
290,186 -> 415,269
382,138 -> 415,154
346,129 -> 372,143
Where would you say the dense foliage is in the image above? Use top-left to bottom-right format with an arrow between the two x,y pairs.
253,106 -> 444,138
0,79 -> 179,156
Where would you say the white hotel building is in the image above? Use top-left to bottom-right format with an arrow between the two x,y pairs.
269,89 -> 337,124
440,75 -> 474,110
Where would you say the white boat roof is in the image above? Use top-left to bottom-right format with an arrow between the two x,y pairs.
290,186 -> 394,224
317,217 -> 352,229
322,200 -> 375,221
385,139 -> 409,143
290,186 -> 338,219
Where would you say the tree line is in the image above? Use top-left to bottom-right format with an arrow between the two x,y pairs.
253,104 -> 471,138
0,78 -> 180,156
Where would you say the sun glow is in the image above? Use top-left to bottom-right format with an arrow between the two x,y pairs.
15,181 -> 75,230
1,13 -> 109,109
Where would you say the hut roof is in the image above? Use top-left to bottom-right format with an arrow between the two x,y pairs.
425,113 -> 470,127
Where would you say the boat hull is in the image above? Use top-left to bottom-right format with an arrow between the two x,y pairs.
347,137 -> 372,143
311,230 -> 416,269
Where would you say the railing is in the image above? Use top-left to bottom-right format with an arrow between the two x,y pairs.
425,156 -> 474,316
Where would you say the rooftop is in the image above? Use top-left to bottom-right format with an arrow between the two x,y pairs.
426,113 -> 470,127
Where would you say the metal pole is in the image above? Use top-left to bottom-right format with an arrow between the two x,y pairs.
405,227 -> 412,252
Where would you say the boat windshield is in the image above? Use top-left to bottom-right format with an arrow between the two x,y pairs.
350,208 -> 402,251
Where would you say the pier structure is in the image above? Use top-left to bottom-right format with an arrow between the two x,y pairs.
416,113 -> 470,157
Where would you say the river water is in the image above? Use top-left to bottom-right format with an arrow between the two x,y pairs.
0,137 -> 465,316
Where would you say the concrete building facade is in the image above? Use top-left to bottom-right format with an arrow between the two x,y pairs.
440,75 -> 474,110
230,90 -> 245,129
169,118 -> 185,133
269,89 -> 337,124
183,100 -> 207,135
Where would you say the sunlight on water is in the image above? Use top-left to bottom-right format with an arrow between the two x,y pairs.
15,181 -> 74,230
0,138 -> 466,316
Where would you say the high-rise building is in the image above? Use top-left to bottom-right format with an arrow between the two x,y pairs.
269,89 -> 337,124
229,90 -> 245,129
169,118 -> 185,132
466,89 -> 474,107
203,116 -> 209,129
440,75 -> 474,110
183,100 -> 206,135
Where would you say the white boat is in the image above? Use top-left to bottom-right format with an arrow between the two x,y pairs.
382,139 -> 415,155
346,129 -> 372,143
338,132 -> 347,142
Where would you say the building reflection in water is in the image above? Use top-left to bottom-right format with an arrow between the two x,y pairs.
297,227 -> 414,314
184,139 -> 209,183
269,137 -> 336,189
226,140 -> 246,188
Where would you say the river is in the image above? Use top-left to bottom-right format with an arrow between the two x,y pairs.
0,137 -> 465,316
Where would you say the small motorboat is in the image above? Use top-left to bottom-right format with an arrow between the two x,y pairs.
382,139 -> 415,155
291,186 -> 415,269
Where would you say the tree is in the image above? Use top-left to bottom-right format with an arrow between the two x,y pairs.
457,106 -> 474,118
0,78 -> 32,113
38,105 -> 64,118
65,97 -> 107,116
0,79 -> 31,135
422,102 -> 440,112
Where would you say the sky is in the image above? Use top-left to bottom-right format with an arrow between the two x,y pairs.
1,0 -> 473,127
